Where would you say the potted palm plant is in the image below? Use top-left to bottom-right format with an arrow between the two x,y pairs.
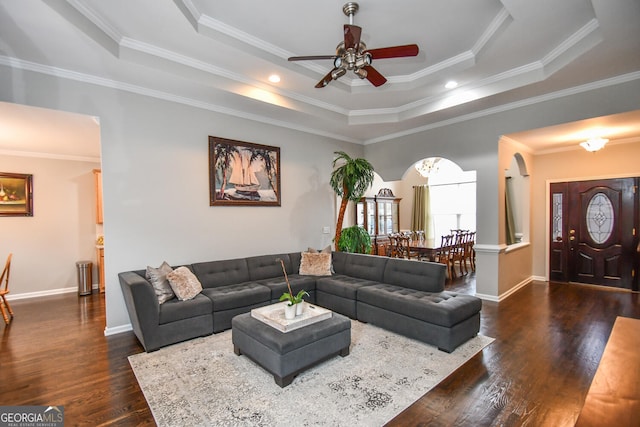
330,151 -> 375,250
338,225 -> 372,254
276,259 -> 309,319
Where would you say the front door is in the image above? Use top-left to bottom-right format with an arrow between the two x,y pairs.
550,178 -> 638,290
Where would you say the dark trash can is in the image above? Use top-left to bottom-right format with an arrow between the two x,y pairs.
77,261 -> 93,296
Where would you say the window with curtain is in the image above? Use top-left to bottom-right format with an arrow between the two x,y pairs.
411,158 -> 476,241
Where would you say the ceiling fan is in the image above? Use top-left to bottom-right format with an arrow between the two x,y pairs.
288,2 -> 419,88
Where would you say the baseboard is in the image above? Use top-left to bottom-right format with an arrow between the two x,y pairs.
6,286 -> 78,300
476,276 -> 533,303
6,283 -> 102,300
104,323 -> 133,336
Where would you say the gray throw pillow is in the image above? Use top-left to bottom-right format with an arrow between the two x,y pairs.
146,261 -> 175,304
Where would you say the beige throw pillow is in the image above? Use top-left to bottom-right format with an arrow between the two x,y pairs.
299,252 -> 332,276
146,261 -> 175,304
306,246 -> 334,272
166,266 -> 203,301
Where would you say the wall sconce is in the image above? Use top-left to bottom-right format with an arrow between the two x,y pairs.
580,138 -> 608,152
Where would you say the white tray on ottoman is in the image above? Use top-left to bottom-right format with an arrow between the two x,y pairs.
251,301 -> 332,332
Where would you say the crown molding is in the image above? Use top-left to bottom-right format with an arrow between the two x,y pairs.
364,71 -> 640,144
0,56 -> 360,144
0,149 -> 100,163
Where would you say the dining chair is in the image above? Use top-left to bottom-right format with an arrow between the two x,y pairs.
463,231 -> 476,272
386,234 -> 401,258
450,232 -> 467,277
435,235 -> 454,279
0,253 -> 13,324
398,235 -> 421,260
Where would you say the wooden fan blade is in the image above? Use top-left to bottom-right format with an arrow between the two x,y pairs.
366,44 -> 419,59
344,24 -> 362,49
315,70 -> 336,88
363,65 -> 387,87
289,55 -> 337,61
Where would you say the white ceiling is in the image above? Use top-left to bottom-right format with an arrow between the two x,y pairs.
0,0 -> 639,158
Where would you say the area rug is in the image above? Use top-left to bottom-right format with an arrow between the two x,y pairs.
129,320 -> 493,426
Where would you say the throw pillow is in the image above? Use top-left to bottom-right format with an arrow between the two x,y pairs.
306,246 -> 334,272
146,261 -> 175,304
299,252 -> 332,276
166,266 -> 203,301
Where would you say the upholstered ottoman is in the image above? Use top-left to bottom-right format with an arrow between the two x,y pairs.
231,311 -> 351,387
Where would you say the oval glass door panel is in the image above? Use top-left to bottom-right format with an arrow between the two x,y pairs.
585,192 -> 614,244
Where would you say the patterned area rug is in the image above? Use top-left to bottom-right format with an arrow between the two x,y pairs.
129,320 -> 493,426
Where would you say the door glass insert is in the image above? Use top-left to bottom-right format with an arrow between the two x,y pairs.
552,193 -> 562,241
585,192 -> 614,244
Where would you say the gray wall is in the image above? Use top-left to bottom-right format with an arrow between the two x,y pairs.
2,63 -> 639,330
1,65 -> 360,333
366,78 -> 640,296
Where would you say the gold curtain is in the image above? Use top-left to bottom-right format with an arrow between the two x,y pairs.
411,184 -> 434,239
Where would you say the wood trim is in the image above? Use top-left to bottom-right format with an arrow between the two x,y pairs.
93,169 -> 103,224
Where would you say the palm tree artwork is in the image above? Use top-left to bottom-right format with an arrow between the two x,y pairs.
330,151 -> 375,250
251,148 -> 278,199
214,143 -> 239,199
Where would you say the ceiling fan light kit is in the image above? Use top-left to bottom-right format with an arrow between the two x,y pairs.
288,2 -> 419,88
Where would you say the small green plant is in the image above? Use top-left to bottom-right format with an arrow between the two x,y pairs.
279,289 -> 310,306
276,258 -> 309,306
337,225 -> 372,254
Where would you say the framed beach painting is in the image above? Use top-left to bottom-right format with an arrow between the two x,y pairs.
209,136 -> 281,206
0,172 -> 33,216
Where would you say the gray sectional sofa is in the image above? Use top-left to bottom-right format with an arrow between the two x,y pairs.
119,251 -> 482,353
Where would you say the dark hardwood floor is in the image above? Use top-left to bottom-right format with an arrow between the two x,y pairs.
1,275 -> 638,426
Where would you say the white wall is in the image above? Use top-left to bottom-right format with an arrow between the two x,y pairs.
0,65 -> 362,333
0,154 -> 100,296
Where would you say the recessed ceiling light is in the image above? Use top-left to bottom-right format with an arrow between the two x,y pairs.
268,74 -> 281,83
445,80 -> 458,89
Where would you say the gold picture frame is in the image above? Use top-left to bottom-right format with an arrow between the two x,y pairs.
0,172 -> 33,216
209,136 -> 281,206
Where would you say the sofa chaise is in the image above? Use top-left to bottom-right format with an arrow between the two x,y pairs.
119,251 -> 482,353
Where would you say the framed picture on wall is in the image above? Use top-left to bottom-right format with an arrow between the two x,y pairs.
0,172 -> 33,216
209,136 -> 281,206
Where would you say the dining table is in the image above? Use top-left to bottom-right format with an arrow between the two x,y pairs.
407,238 -> 441,262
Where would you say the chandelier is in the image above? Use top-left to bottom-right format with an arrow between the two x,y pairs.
580,138 -> 608,152
415,157 -> 441,177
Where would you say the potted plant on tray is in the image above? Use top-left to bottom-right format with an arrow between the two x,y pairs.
276,259 -> 309,319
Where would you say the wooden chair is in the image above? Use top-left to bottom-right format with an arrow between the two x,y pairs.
398,235 -> 421,260
386,234 -> 402,258
450,232 -> 466,277
0,253 -> 13,324
463,231 -> 476,272
435,235 -> 454,279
